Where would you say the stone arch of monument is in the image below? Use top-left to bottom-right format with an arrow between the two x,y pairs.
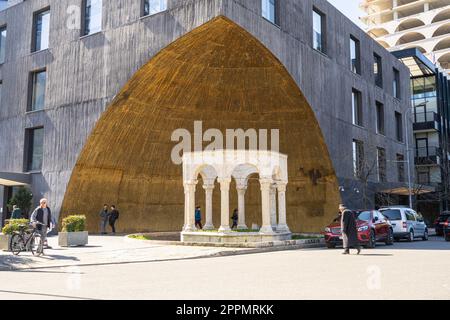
59,16 -> 341,233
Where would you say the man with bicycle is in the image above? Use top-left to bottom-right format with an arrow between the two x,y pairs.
30,198 -> 53,249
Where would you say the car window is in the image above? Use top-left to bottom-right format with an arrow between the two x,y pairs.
380,209 -> 402,221
375,211 -> 385,221
355,211 -> 371,221
406,211 -> 416,221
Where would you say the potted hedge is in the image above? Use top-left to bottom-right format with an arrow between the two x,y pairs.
58,215 -> 88,247
0,219 -> 29,251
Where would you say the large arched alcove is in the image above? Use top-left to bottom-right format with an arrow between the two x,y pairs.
59,16 -> 341,233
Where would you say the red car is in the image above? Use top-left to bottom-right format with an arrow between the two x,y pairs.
323,210 -> 394,249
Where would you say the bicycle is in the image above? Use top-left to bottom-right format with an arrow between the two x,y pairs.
9,222 -> 45,256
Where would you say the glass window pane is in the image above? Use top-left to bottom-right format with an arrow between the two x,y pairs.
31,70 -> 46,111
350,37 -> 360,74
144,0 -> 167,16
35,10 -> 50,51
313,10 -> 323,52
262,0 -> 277,24
28,128 -> 44,171
84,0 -> 102,35
0,27 -> 6,64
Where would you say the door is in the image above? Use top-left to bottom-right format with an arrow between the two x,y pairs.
374,211 -> 388,239
405,210 -> 418,236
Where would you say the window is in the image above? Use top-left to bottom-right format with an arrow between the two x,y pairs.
393,68 -> 401,99
376,101 -> 384,135
356,211 -> 371,221
142,0 -> 167,17
417,167 -> 430,185
352,89 -> 363,126
380,209 -> 402,221
0,26 -> 6,64
0,81 -> 2,108
353,140 -> 364,179
377,147 -> 386,182
313,9 -> 325,53
32,9 -> 50,52
405,211 -> 416,221
395,111 -> 403,142
397,154 -> 405,183
262,0 -> 278,25
350,36 -> 361,74
25,127 -> 44,172
29,69 -> 47,111
374,53 -> 382,87
82,0 -> 102,36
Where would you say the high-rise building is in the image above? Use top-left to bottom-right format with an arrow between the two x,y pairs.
361,0 -> 450,72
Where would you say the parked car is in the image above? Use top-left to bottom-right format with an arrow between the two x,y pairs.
379,207 -> 428,242
434,211 -> 450,236
443,217 -> 450,242
323,210 -> 394,249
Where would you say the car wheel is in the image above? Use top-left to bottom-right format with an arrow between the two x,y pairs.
366,230 -> 376,249
326,243 -> 336,249
407,230 -> 414,242
385,228 -> 394,245
422,229 -> 429,241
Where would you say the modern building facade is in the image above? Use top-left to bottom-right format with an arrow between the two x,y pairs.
361,0 -> 450,72
0,0 -> 412,233
393,48 -> 450,222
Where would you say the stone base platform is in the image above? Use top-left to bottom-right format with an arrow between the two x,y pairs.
181,231 -> 292,244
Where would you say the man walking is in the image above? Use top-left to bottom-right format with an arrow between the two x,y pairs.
99,204 -> 109,234
339,204 -> 361,255
195,206 -> 202,230
11,205 -> 22,219
30,198 -> 52,250
109,205 -> 119,234
231,209 -> 239,230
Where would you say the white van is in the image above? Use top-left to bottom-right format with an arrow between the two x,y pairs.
379,207 -> 428,242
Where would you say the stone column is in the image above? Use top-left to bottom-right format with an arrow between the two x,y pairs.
236,183 -> 248,230
183,181 -> 197,232
203,183 -> 215,230
276,183 -> 290,233
218,178 -> 231,232
259,178 -> 275,234
270,184 -> 277,230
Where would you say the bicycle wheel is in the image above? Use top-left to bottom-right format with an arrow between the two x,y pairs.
30,233 -> 44,256
10,234 -> 25,256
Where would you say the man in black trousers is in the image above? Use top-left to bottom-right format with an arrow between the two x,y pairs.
109,205 -> 120,234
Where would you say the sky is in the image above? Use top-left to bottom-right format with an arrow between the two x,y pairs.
327,0 -> 365,28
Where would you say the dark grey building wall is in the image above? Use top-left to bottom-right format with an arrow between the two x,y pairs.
0,0 -> 412,219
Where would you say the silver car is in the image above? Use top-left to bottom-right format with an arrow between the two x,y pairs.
379,207 -> 429,242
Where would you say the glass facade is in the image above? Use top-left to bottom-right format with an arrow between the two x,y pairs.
26,127 -> 44,172
30,70 -> 46,111
313,9 -> 324,53
143,0 -> 167,16
34,10 -> 50,52
83,0 -> 102,36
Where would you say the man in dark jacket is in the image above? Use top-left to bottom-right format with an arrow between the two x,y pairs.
109,205 -> 119,234
30,198 -> 52,249
339,204 -> 361,255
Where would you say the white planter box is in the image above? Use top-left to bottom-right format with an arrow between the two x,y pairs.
58,231 -> 88,247
0,234 -> 12,251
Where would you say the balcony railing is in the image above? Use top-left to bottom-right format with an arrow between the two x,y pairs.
415,146 -> 441,165
413,112 -> 440,132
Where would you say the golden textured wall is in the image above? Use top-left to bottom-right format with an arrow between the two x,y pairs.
60,16 -> 341,233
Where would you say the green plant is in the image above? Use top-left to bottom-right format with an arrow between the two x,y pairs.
7,187 -> 33,218
128,234 -> 152,240
61,215 -> 86,232
2,219 -> 30,235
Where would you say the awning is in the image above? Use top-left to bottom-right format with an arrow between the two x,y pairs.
380,185 -> 435,196
0,172 -> 31,187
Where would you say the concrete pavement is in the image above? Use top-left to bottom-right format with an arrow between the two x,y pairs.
0,236 -> 449,300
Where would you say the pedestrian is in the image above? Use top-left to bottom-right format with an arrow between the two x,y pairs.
109,205 -> 119,234
195,206 -> 202,230
99,204 -> 109,235
30,198 -> 53,250
11,205 -> 22,219
339,204 -> 361,255
231,208 -> 238,230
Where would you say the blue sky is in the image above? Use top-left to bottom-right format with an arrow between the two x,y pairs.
327,0 -> 365,28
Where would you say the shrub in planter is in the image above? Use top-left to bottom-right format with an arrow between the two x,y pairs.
59,215 -> 88,247
0,219 -> 29,251
61,215 -> 86,232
